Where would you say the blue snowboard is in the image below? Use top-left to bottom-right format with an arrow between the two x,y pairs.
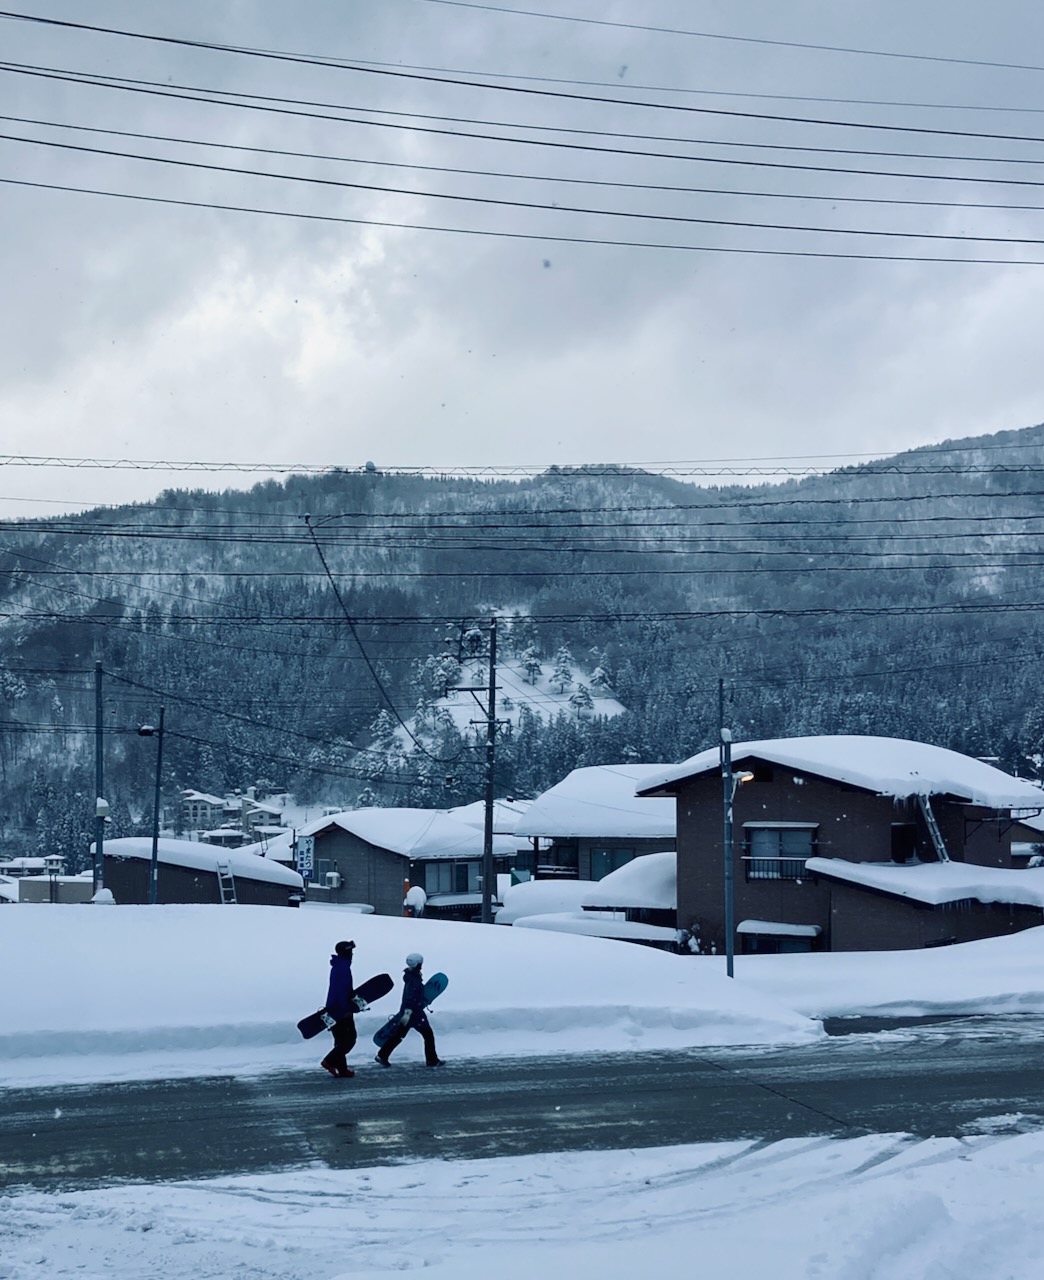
373,972 -> 449,1047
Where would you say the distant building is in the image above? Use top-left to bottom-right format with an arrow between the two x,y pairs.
102,837 -> 304,907
180,791 -> 226,832
298,808 -> 525,919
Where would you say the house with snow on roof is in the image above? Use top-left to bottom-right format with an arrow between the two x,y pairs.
298,808 -> 527,919
513,764 -> 675,881
638,736 -> 1044,954
102,837 -> 304,907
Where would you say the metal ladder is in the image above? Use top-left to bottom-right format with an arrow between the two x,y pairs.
917,795 -> 950,862
216,861 -> 238,904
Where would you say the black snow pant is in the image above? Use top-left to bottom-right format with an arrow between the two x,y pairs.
377,1011 -> 439,1065
325,1014 -> 357,1072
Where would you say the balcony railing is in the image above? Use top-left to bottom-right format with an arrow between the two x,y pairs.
742,855 -> 810,882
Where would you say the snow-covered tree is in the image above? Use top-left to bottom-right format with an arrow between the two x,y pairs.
520,646 -> 543,685
550,647 -> 574,693
569,684 -> 594,717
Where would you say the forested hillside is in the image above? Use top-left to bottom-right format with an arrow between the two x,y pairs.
2,423 -> 1043,863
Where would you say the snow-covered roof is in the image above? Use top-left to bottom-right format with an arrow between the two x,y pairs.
638,736 -> 1044,810
0,857 -> 47,872
580,851 -> 676,910
513,912 -> 679,943
495,878 -> 597,924
298,808 -> 520,860
806,857 -> 1044,908
101,837 -> 304,888
737,920 -> 822,937
446,798 -> 532,834
181,790 -> 225,806
514,765 -> 676,839
239,830 -> 296,862
247,801 -> 283,817
0,877 -> 18,902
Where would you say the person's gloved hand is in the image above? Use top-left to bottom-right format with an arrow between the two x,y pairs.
399,1010 -> 412,1027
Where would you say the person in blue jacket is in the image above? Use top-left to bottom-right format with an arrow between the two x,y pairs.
320,940 -> 357,1078
375,952 -> 443,1068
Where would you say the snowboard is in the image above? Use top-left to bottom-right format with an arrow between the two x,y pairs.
373,972 -> 449,1047
297,972 -> 394,1040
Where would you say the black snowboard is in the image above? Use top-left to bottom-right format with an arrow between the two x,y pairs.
297,973 -> 394,1039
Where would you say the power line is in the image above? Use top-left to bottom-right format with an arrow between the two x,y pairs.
18,173 -> 1044,264
305,514 -> 467,766
4,455 -> 1044,479
14,61 -> 1044,197
414,0 -> 1044,78
16,110 -> 1044,217
11,129 -> 1044,248
8,7 -> 1044,143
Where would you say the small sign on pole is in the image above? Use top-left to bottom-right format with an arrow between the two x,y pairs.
297,835 -> 315,879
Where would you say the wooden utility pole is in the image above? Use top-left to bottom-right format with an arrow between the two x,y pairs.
481,616 -> 498,924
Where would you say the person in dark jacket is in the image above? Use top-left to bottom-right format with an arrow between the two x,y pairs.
321,940 -> 357,1078
375,952 -> 443,1068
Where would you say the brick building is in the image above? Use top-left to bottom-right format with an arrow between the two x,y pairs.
638,736 -> 1044,953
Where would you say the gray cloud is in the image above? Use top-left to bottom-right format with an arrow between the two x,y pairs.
2,1 -> 1044,513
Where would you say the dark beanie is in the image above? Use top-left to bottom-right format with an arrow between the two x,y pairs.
335,940 -> 355,957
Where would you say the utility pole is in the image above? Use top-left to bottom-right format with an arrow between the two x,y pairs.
720,728 -> 735,979
94,661 -> 105,893
139,707 -> 165,905
458,616 -> 501,923
481,616 -> 497,924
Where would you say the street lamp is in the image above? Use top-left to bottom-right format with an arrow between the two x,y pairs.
138,707 -> 165,905
720,729 -> 753,979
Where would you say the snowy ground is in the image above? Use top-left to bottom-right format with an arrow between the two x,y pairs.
0,903 -> 817,1088
7,904 -> 1044,1087
4,1129 -> 1044,1279
8,911 -> 1044,1277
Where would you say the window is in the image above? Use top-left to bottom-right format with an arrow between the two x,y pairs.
743,826 -> 816,880
423,862 -> 478,895
591,847 -> 635,880
424,862 -> 452,895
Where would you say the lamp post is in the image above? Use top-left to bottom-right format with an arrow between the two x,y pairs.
719,729 -> 753,979
138,707 -> 165,905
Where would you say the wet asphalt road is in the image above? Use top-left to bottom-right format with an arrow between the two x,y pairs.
4,1016 -> 1044,1193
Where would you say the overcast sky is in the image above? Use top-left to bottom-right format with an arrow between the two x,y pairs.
3,0 -> 1044,515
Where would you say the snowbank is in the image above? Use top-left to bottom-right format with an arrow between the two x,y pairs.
580,850 -> 675,909
736,924 -> 1044,1019
495,877 -> 597,923
0,903 -> 819,1084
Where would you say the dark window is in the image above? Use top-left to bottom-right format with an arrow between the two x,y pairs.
891,823 -> 918,862
454,862 -> 470,893
743,827 -> 815,880
752,762 -> 774,783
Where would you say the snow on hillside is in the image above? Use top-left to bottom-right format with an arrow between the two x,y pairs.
400,654 -> 625,746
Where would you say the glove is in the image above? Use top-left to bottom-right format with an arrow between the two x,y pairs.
399,1010 -> 412,1027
